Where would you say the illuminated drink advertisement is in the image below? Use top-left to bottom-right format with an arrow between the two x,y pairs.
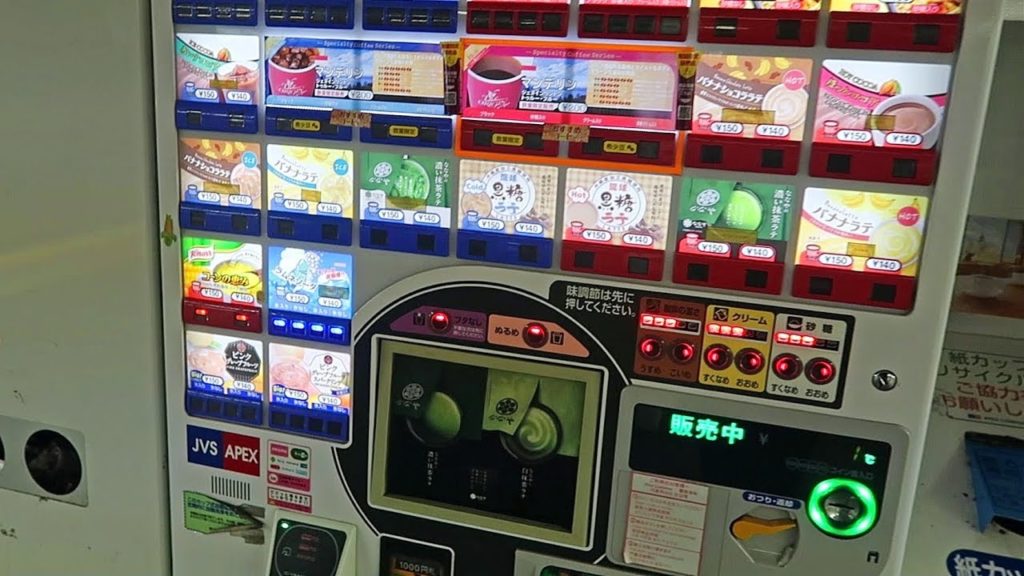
562,169 -> 672,251
265,38 -> 446,116
692,54 -> 812,142
797,188 -> 929,277
829,0 -> 961,13
185,331 -> 264,402
179,139 -> 261,208
461,39 -> 684,131
270,344 -> 351,415
678,179 -> 794,263
267,145 -> 354,219
360,153 -> 452,229
175,34 -> 260,106
814,60 -> 952,150
268,247 -> 354,320
700,0 -> 820,10
181,237 -> 263,308
458,160 -> 558,239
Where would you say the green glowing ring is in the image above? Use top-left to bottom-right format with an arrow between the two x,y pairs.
807,478 -> 879,538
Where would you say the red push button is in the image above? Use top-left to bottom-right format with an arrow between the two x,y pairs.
430,311 -> 451,333
523,323 -> 549,348
806,358 -> 836,385
704,344 -> 732,370
772,354 -> 803,381
639,338 -> 663,360
672,342 -> 695,364
736,349 -> 765,375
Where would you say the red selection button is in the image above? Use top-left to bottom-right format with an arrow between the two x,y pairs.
430,311 -> 451,333
772,354 -> 803,381
639,338 -> 663,360
806,358 -> 836,385
523,323 -> 549,348
736,349 -> 765,375
704,344 -> 732,370
672,342 -> 695,364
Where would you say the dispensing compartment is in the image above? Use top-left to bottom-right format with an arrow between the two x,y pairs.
368,339 -> 605,548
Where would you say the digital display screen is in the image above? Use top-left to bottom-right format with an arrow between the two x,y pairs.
179,138 -> 261,209
265,38 -> 446,116
814,60 -> 951,150
360,153 -> 452,230
176,33 -> 259,106
181,236 -> 262,308
562,169 -> 672,251
371,340 -> 602,547
693,54 -> 812,142
268,246 -> 353,319
269,520 -> 347,576
458,160 -> 557,239
678,178 -> 794,263
269,343 -> 351,415
185,330 -> 263,401
461,39 -> 684,131
267,145 -> 354,219
629,404 -> 892,501
797,188 -> 929,278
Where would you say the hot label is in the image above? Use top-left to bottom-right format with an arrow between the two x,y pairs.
711,122 -> 744,135
836,130 -> 872,143
819,253 -> 854,268
756,125 -> 791,139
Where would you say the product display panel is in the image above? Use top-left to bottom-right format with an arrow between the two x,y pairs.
152,1 -> 1006,576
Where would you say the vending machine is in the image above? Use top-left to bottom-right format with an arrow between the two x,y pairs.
152,1 -> 1006,575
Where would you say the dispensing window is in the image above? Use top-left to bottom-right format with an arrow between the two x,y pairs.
369,340 -> 604,548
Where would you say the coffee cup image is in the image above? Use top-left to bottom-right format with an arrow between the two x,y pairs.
870,95 -> 943,148
268,46 -> 320,97
466,55 -> 525,110
500,404 -> 563,464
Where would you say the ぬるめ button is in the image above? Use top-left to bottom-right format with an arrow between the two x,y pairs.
429,311 -> 451,334
523,323 -> 548,348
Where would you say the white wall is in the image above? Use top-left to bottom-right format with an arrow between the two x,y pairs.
0,2 -> 169,574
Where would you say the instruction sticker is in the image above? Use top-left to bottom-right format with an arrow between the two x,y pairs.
183,491 -> 264,544
935,349 -> 1024,429
268,441 -> 312,492
623,472 -> 707,575
268,486 -> 313,514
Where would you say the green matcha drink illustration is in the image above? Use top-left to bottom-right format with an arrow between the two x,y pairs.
678,178 -> 795,259
361,153 -> 451,226
500,405 -> 563,463
405,388 -> 463,447
383,157 -> 432,210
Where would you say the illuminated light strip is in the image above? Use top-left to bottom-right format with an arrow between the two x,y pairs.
775,332 -> 819,347
807,478 -> 879,538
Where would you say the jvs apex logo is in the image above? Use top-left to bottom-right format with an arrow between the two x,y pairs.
187,425 -> 260,477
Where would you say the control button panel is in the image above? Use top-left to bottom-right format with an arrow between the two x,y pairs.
633,297 -> 705,384
766,314 -> 849,406
699,305 -> 775,394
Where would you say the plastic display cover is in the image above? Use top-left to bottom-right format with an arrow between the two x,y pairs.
182,237 -> 263,307
371,340 -> 603,548
828,0 -> 961,14
270,343 -> 352,414
267,145 -> 355,219
360,153 -> 452,229
678,178 -> 795,263
458,160 -> 558,239
268,246 -> 354,319
176,34 -> 260,106
179,138 -> 262,209
562,169 -> 672,251
185,331 -> 264,401
266,38 -> 446,116
461,39 -> 685,131
693,55 -> 813,142
796,188 -> 929,277
814,60 -> 952,150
